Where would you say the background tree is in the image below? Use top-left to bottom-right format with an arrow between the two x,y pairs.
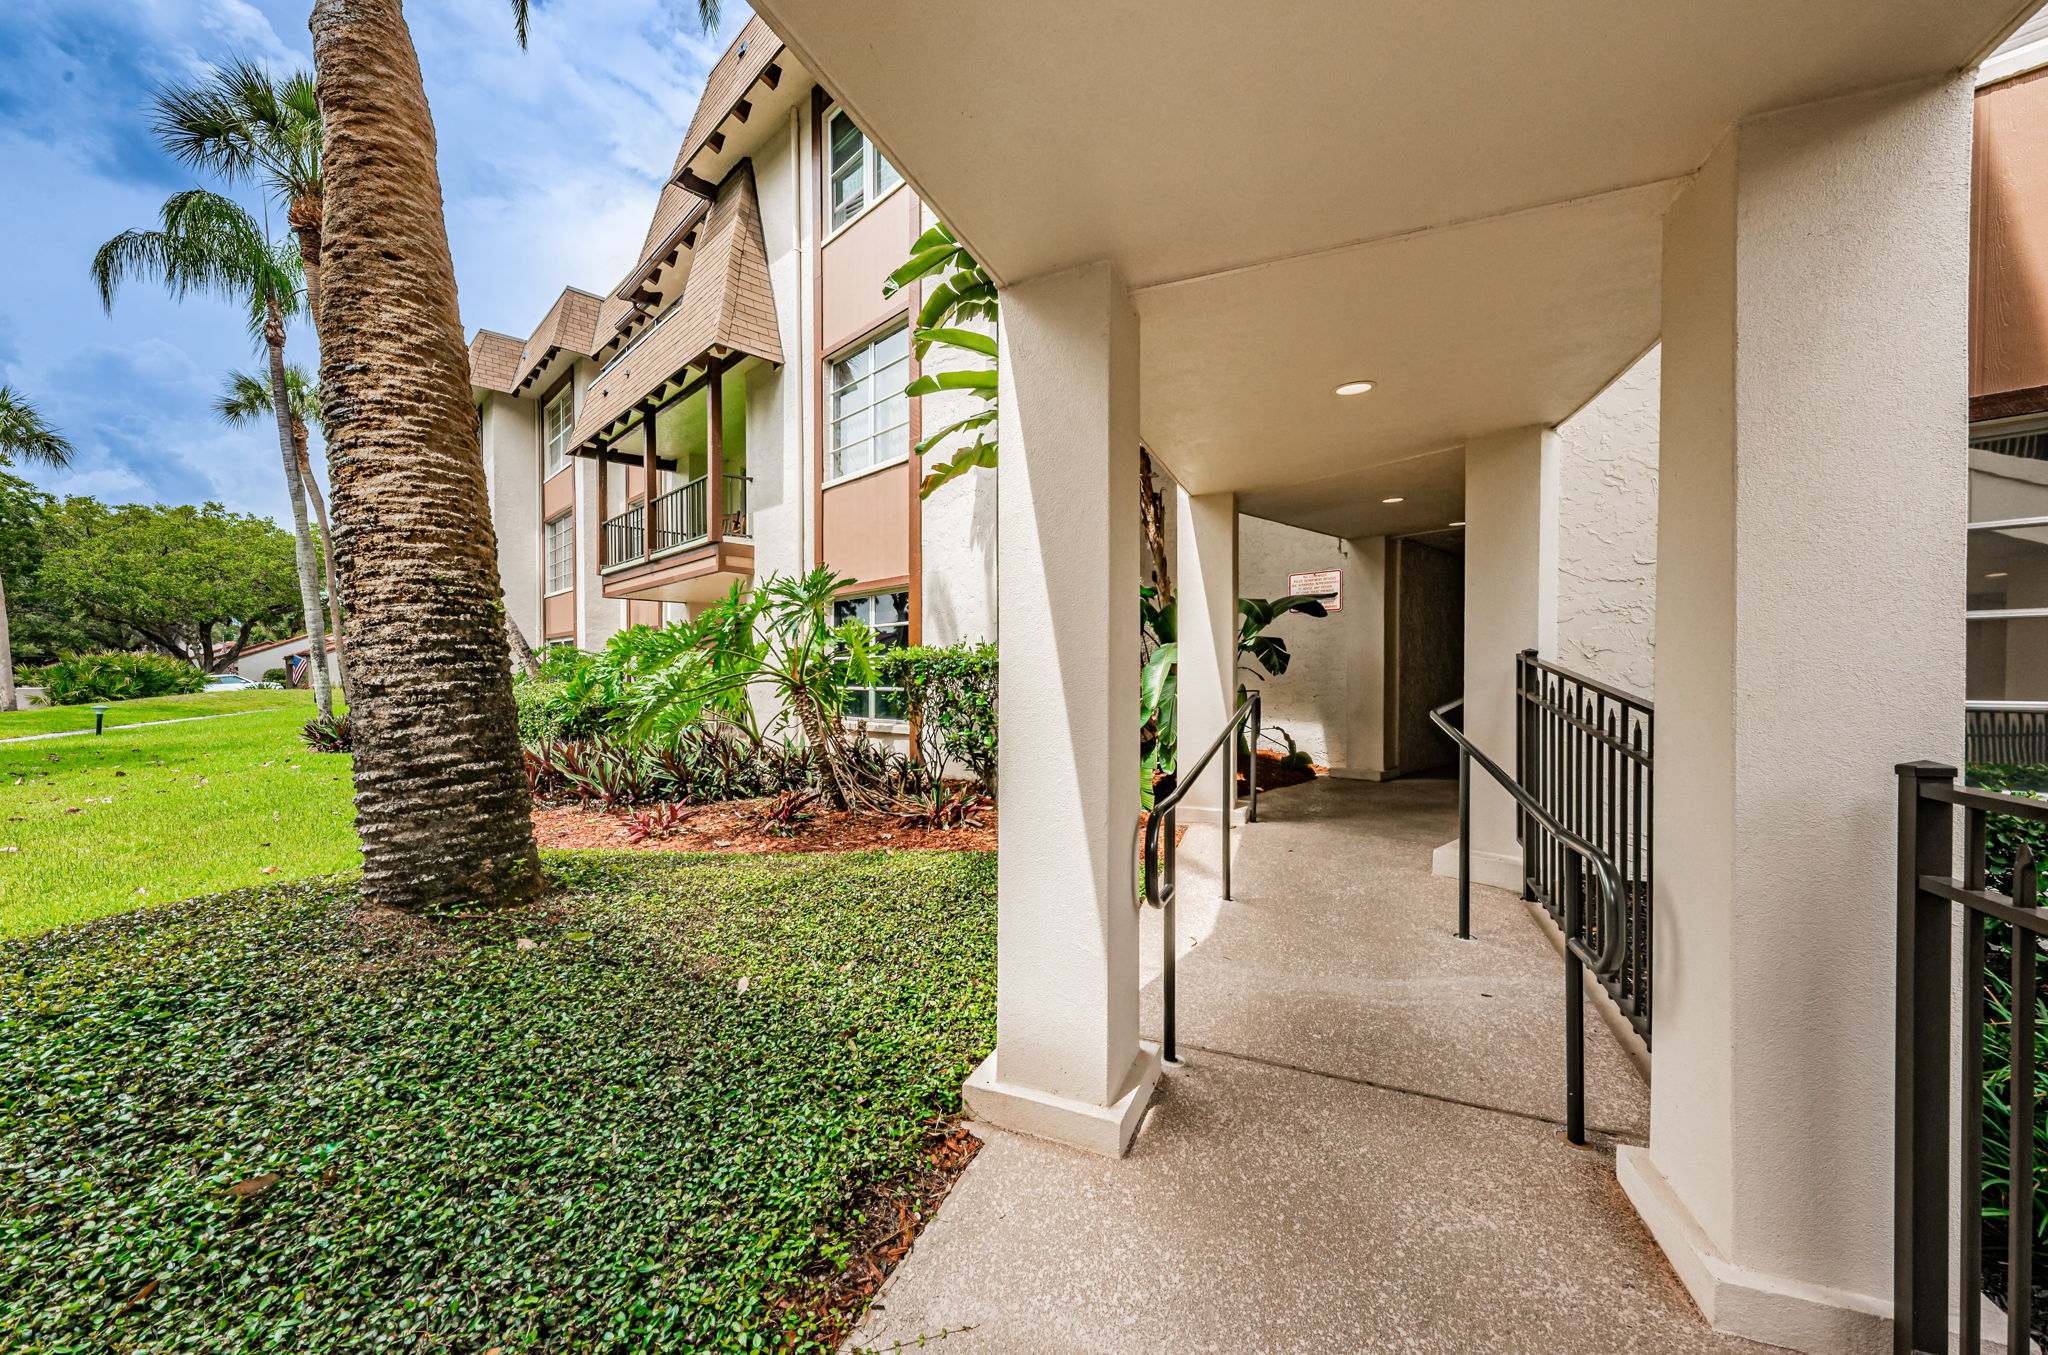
38,500 -> 300,671
215,365 -> 346,687
154,59 -> 327,320
0,388 -> 70,711
92,189 -> 336,719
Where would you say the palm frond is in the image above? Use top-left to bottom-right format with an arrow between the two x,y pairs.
214,365 -> 319,427
152,58 -> 321,203
0,387 -> 74,469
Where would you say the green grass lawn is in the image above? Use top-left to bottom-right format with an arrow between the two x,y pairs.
0,851 -> 996,1353
0,689 -> 300,739
0,694 -> 358,937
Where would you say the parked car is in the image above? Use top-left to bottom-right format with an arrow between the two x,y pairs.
203,673 -> 257,692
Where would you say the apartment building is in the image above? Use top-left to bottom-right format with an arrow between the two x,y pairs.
467,16 -> 995,729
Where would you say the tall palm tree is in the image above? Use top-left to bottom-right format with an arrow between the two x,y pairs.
154,60 -> 326,322
302,0 -> 721,911
214,365 -> 347,689
91,190 -> 336,720
0,389 -> 72,713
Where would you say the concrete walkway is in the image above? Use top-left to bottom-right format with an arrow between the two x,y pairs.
848,776 -> 1778,1354
0,709 -> 266,744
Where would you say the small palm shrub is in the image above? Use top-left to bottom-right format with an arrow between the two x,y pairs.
39,651 -> 207,705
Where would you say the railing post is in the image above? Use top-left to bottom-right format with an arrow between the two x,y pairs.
1247,690 -> 1261,825
1562,851 -> 1587,1145
1517,649 -> 1536,901
1456,749 -> 1472,940
1894,760 -> 1955,1355
705,356 -> 726,546
1222,713 -> 1234,903
1163,802 -> 1179,1066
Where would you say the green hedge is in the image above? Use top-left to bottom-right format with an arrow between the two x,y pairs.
875,642 -> 997,790
37,651 -> 207,705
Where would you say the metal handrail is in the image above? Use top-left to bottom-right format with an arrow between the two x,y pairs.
1431,697 -> 1627,976
1431,695 -> 1630,1146
1142,690 -> 1261,1066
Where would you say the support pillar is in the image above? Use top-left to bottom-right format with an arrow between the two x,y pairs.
1619,76 -> 1971,1355
965,261 -> 1159,1156
1175,490 -> 1238,824
1330,535 -> 1391,781
1436,425 -> 1557,890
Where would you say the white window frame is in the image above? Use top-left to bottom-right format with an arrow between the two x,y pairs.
827,324 -> 912,486
543,511 -> 575,597
835,590 -> 911,724
824,106 -> 904,237
542,385 -> 575,479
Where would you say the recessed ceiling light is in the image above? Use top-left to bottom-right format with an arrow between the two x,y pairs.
1335,380 -> 1376,396
1449,521 -> 1465,527
1987,571 -> 2010,578
1381,496 -> 1404,504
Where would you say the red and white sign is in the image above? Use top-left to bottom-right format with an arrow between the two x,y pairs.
1288,569 -> 1342,613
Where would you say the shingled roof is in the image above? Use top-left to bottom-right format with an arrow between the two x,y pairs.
468,330 -> 524,393
568,161 -> 782,450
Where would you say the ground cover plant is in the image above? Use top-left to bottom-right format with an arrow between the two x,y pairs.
0,688 -> 295,740
0,693 -> 355,936
38,650 -> 208,705
0,850 -> 996,1352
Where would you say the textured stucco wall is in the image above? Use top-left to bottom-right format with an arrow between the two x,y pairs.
1237,514 -> 1353,767
478,392 -> 543,649
1553,346 -> 1660,697
916,203 -> 999,646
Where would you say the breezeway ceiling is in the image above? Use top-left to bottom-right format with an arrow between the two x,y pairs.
751,0 -> 2039,536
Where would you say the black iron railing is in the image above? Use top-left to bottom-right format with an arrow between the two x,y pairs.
1431,697 -> 1627,1145
1516,651 -> 1655,1044
1142,690 -> 1260,1066
1968,704 -> 2048,768
1897,761 -> 2048,1355
603,502 -> 644,566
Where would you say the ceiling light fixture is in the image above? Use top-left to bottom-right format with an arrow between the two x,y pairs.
1449,521 -> 1465,527
1988,571 -> 2010,578
1335,380 -> 1376,396
1381,496 -> 1404,504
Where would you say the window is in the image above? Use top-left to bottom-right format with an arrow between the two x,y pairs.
544,512 -> 575,596
829,326 -> 910,481
827,109 -> 901,231
543,386 -> 575,479
835,590 -> 910,721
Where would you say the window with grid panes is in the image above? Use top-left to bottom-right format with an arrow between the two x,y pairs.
834,590 -> 909,720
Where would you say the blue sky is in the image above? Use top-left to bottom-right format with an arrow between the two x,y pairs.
0,0 -> 751,523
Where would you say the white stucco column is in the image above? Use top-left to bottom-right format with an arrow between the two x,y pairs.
1617,77 -> 1971,1355
1329,535 -> 1390,780
1175,490 -> 1238,823
964,260 -> 1159,1157
1444,425 -> 1558,889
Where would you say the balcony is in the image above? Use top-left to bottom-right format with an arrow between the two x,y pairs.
599,472 -> 753,603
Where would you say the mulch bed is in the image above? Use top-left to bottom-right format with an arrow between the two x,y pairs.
532,798 -> 998,855
1243,748 -> 1324,794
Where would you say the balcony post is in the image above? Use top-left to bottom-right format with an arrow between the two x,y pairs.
705,356 -> 725,545
594,444 -> 609,571
640,404 -> 658,559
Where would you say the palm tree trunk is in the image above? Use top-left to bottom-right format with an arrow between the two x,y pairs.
290,191 -> 323,325
294,426 -> 349,694
504,612 -> 543,680
264,299 -> 335,721
311,0 -> 540,912
789,685 -> 852,810
0,570 -> 16,713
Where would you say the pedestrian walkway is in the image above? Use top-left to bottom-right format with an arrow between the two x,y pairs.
847,776 -> 1777,1354
0,709 -> 266,743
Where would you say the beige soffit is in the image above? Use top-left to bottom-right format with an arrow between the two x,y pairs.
468,329 -> 525,394
568,160 -> 783,450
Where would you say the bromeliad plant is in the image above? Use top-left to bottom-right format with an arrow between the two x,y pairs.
884,222 -> 998,498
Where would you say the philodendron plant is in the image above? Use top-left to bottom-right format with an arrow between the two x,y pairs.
1140,586 -> 1330,799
